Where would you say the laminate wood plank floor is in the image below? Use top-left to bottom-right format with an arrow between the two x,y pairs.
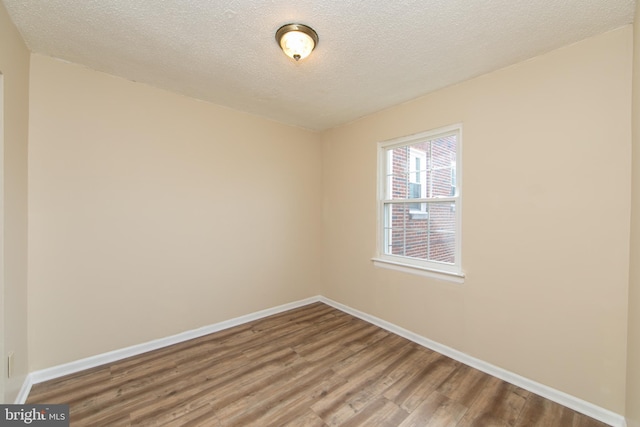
27,302 -> 611,427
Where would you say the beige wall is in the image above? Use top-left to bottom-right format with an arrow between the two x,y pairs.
626,2 -> 640,425
0,2 -> 30,403
27,54 -> 322,370
322,27 -> 632,413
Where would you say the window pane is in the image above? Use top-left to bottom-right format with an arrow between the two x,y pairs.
431,136 -> 456,167
383,201 -> 456,264
389,145 -> 409,200
408,183 -> 421,210
390,173 -> 409,199
428,202 -> 456,263
389,145 -> 430,201
388,136 -> 456,200
384,203 -> 407,256
429,135 -> 457,198
431,167 -> 452,197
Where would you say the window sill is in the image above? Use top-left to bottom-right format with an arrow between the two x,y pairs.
409,211 -> 429,220
371,258 -> 465,284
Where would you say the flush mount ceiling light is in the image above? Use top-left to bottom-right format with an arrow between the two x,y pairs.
276,23 -> 318,62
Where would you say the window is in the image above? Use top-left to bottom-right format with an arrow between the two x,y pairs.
374,124 -> 463,281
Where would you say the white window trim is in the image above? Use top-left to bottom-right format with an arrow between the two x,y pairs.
374,123 -> 464,282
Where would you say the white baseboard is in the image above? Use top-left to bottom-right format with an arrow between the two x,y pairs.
18,295 -> 627,427
14,374 -> 33,404
21,296 -> 323,400
316,296 -> 627,427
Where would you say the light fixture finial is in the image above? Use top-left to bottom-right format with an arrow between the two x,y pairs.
276,23 -> 318,62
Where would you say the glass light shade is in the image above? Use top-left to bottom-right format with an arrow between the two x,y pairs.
280,31 -> 314,61
276,24 -> 318,62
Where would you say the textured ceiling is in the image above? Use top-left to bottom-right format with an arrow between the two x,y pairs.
2,0 -> 636,131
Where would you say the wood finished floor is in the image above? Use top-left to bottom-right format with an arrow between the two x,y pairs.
27,302 -> 610,427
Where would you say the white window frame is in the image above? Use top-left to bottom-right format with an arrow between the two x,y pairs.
372,124 -> 464,283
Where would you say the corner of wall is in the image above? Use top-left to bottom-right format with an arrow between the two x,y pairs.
626,2 -> 640,426
0,0 -> 30,404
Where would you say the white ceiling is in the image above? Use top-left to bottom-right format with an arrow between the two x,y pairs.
2,0 -> 636,131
